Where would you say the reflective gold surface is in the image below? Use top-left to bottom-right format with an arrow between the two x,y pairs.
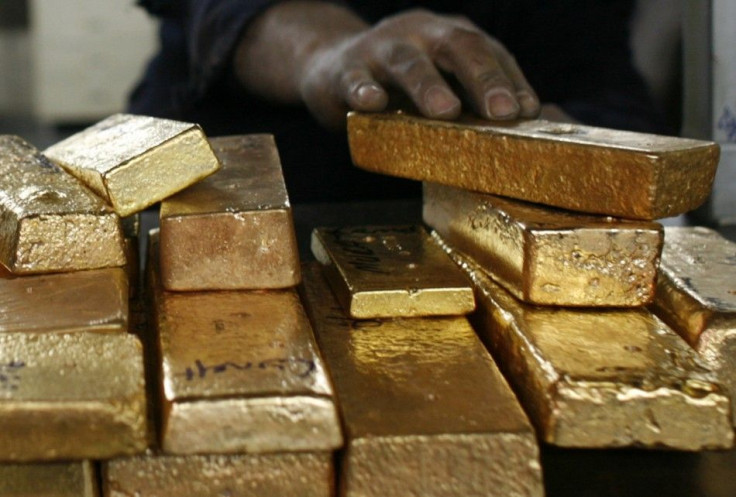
159,134 -> 300,291
44,114 -> 221,217
148,232 -> 341,455
348,111 -> 719,219
424,182 -> 663,306
300,263 -> 543,497
443,244 -> 734,449
0,135 -> 125,274
311,225 -> 475,318
0,265 -> 128,333
0,461 -> 98,497
0,332 -> 147,461
103,450 -> 333,497
652,227 -> 736,425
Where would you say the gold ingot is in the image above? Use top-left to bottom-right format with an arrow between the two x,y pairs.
0,265 -> 128,334
311,225 -> 475,318
0,135 -> 125,274
159,134 -> 299,291
44,114 -> 221,217
0,461 -> 98,496
103,450 -> 333,497
348,111 -> 719,220
441,240 -> 734,449
300,263 -> 543,497
423,182 -> 663,306
652,226 -> 736,425
0,332 -> 147,461
148,232 -> 342,455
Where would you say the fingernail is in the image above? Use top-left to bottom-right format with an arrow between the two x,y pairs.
355,83 -> 385,106
485,89 -> 520,119
425,86 -> 460,118
516,90 -> 539,116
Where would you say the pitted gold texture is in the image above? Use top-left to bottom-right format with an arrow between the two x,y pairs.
652,226 -> 736,425
160,134 -> 300,291
348,111 -> 719,219
0,135 -> 125,274
0,332 -> 147,461
103,450 -> 333,497
311,225 -> 475,318
300,263 -> 543,497
148,232 -> 341,455
0,460 -> 98,497
423,182 -> 663,306
441,240 -> 734,450
0,265 -> 128,334
44,114 -> 221,217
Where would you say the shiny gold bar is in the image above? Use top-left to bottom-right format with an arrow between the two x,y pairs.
311,225 -> 475,318
0,265 -> 128,333
103,450 -> 333,497
423,182 -> 663,306
44,114 -> 221,217
300,263 -> 543,497
148,232 -> 341,455
0,135 -> 125,274
0,461 -> 98,497
159,134 -> 300,291
348,111 -> 719,220
0,332 -> 147,461
440,239 -> 734,449
652,226 -> 736,425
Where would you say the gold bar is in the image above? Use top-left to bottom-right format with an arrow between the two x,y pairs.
148,231 -> 342,455
44,114 -> 221,217
652,226 -> 736,425
0,265 -> 128,334
439,239 -> 734,449
0,461 -> 98,497
0,135 -> 125,274
0,332 -> 147,461
348,111 -> 719,220
159,134 -> 300,291
300,263 -> 543,497
423,182 -> 663,306
311,225 -> 475,318
103,450 -> 333,497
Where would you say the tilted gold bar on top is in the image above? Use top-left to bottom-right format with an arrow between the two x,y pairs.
439,237 -> 734,450
0,461 -> 98,497
148,231 -> 342,455
44,114 -> 221,217
311,225 -> 475,319
0,135 -> 125,274
300,263 -> 543,497
423,182 -> 663,306
348,111 -> 719,220
652,227 -> 736,426
159,134 -> 300,291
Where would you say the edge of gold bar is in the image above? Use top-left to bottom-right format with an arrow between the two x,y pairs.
311,225 -> 475,318
0,265 -> 128,333
348,111 -> 719,219
44,114 -> 221,217
103,450 -> 333,497
423,182 -> 663,306
300,262 -> 544,497
159,134 -> 300,291
0,460 -> 98,497
148,231 -> 342,455
652,226 -> 736,425
0,135 -> 125,274
0,332 -> 147,461
439,237 -> 734,450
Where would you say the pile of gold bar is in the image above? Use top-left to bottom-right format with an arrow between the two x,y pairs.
349,110 -> 736,452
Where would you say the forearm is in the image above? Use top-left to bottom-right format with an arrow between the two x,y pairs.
233,1 -> 368,103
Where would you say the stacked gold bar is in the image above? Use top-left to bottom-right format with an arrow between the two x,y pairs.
348,111 -> 734,450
